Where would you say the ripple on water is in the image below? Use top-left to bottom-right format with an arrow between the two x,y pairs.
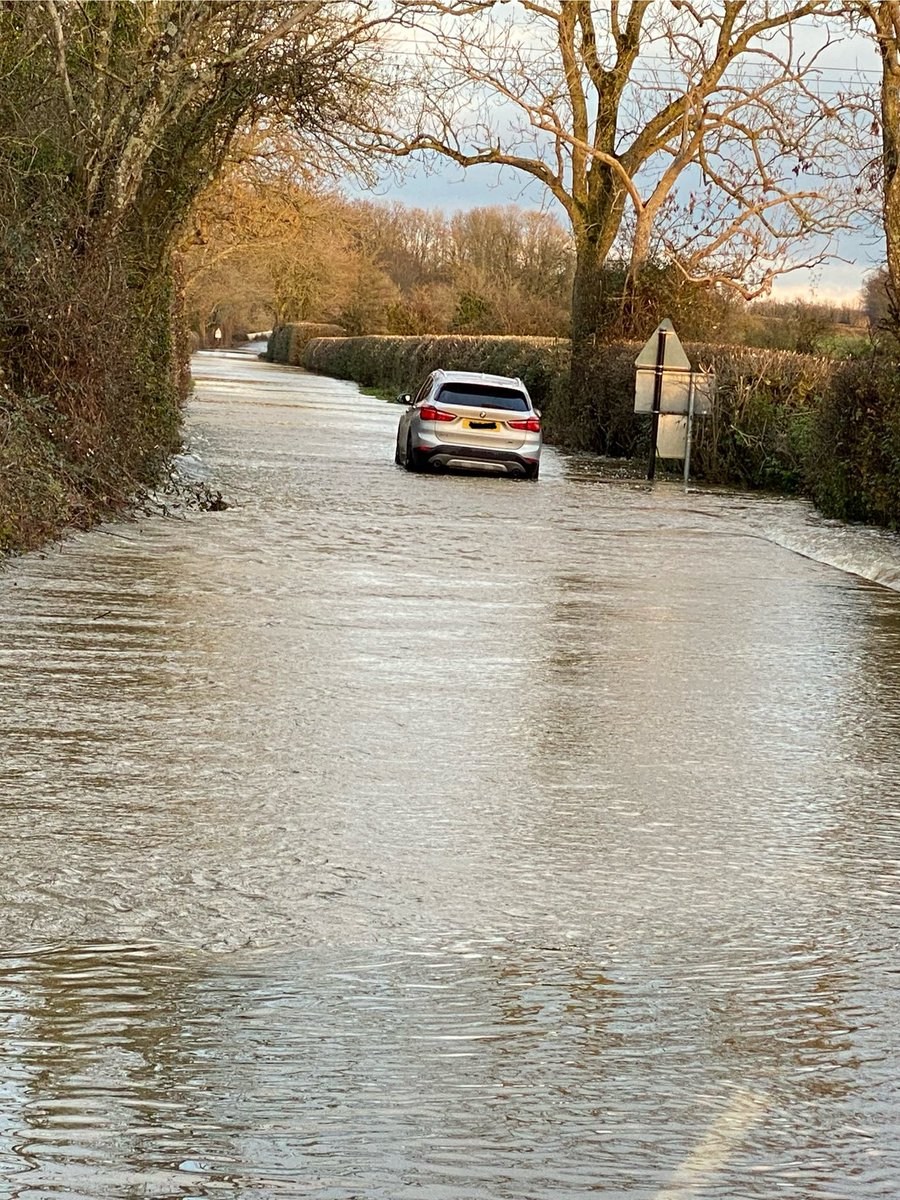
0,934 -> 897,1197
1,353 -> 899,1197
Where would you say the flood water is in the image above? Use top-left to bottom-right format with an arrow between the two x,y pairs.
1,347 -> 900,1198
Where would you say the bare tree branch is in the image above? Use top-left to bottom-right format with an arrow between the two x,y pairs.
41,0 -> 82,138
374,0 -> 862,340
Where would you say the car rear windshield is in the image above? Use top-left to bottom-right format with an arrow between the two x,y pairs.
436,383 -> 529,412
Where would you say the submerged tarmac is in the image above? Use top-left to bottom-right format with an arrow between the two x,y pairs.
1,348 -> 899,1198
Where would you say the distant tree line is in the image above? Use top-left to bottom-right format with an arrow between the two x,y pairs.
184,167 -> 870,355
182,171 -> 575,341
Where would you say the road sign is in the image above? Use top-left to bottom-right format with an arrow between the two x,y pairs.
656,414 -> 689,459
633,319 -> 715,485
635,318 -> 691,371
634,368 -> 713,415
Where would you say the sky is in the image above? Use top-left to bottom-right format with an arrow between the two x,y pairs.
353,5 -> 886,305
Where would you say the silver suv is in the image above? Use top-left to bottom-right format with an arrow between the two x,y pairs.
394,370 -> 542,480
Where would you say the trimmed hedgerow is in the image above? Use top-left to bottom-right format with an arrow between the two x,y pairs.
299,332 -> 570,407
298,331 -> 834,493
811,356 -> 900,528
265,322 -> 346,365
276,325 -> 900,526
680,344 -> 831,491
556,340 -> 832,485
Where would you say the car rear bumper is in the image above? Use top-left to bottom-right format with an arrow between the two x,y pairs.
416,442 -> 540,474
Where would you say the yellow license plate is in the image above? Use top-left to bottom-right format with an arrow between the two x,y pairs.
463,419 -> 498,431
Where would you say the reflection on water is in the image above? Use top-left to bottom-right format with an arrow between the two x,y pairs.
0,350 -> 899,1196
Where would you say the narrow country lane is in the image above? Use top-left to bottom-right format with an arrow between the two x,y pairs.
1,348 -> 899,1198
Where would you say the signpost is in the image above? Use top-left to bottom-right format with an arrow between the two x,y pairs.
634,319 -> 714,486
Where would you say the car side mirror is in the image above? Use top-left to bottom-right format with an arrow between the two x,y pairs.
397,393 -> 412,405
534,408 -> 542,419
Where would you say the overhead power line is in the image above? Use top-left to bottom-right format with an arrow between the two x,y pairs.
382,40 -> 882,81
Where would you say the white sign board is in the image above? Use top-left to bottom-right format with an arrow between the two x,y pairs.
656,414 -> 689,460
634,368 -> 714,415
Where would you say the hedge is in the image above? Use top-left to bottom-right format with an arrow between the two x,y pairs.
273,326 -> 900,525
299,333 -> 569,411
296,331 -> 834,492
264,322 -> 346,366
810,357 -> 900,528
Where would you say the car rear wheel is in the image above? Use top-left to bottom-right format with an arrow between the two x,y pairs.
405,432 -> 423,473
524,462 -> 540,481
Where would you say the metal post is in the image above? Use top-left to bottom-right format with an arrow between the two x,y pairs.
647,326 -> 668,481
683,373 -> 696,491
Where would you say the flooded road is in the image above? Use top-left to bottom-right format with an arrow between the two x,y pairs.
2,347 -> 900,1198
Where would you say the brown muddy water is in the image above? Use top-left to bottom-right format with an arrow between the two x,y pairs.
1,347 -> 899,1199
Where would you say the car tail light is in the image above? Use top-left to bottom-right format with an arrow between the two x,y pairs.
420,405 -> 455,422
507,417 -> 541,432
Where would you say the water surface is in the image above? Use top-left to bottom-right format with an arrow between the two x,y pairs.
1,348 -> 899,1197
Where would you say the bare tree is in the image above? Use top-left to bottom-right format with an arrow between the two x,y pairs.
27,1 -> 384,252
181,164 -> 359,334
368,0 -> 856,350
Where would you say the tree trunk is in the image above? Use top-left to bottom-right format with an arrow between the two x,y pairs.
566,216 -> 630,452
571,231 -> 614,348
881,15 -> 900,334
620,211 -> 656,338
569,166 -> 628,346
